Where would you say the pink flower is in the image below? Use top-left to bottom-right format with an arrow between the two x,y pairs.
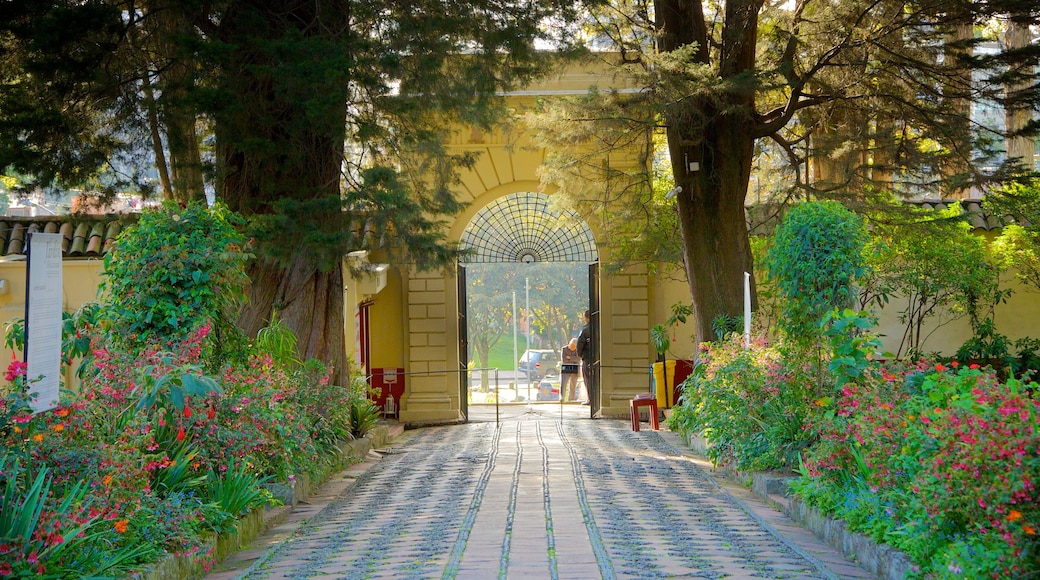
5,359 -> 27,382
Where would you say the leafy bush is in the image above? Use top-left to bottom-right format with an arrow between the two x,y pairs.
763,201 -> 868,345
667,334 -> 817,472
206,459 -> 274,532
100,201 -> 250,363
346,375 -> 380,440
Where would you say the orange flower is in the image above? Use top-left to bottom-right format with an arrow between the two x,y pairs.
13,426 -> 20,434
1024,525 -> 1036,535
52,423 -> 63,432
113,520 -> 129,534
102,475 -> 113,486
1007,510 -> 1023,522
55,409 -> 69,417
32,434 -> 44,442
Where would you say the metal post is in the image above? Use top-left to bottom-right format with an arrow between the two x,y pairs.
526,277 -> 531,403
512,291 -> 517,405
495,368 -> 500,425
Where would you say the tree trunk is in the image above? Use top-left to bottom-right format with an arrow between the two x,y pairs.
669,113 -> 758,348
238,258 -> 347,381
213,2 -> 351,381
1005,19 -> 1034,171
151,2 -> 205,203
657,0 -> 760,349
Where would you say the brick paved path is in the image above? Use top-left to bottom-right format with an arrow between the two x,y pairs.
227,407 -> 870,579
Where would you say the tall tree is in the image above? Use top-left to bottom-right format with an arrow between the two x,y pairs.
0,0 -> 595,377
531,0 -> 1040,348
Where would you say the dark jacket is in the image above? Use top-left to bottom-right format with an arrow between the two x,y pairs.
577,324 -> 593,362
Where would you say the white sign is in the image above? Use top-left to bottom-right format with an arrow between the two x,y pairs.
26,233 -> 63,413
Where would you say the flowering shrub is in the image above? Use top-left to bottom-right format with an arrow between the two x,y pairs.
794,363 -> 1039,578
0,203 -> 370,576
667,333 -> 819,471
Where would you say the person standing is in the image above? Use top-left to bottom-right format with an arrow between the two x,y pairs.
561,338 -> 580,402
576,310 -> 594,407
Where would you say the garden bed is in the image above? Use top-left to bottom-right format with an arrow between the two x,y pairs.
135,422 -> 401,580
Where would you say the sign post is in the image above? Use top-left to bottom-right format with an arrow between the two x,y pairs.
25,232 -> 63,413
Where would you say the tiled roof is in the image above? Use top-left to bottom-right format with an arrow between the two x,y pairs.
746,198 -> 1026,236
906,198 -> 1024,230
0,215 -> 136,259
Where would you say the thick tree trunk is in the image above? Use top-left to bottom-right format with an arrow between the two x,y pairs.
669,113 -> 758,348
151,2 -> 205,203
657,0 -> 760,349
1005,20 -> 1034,170
238,258 -> 348,380
213,2 -> 351,381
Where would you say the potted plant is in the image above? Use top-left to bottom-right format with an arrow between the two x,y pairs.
650,302 -> 692,408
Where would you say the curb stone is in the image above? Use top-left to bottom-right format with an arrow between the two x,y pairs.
680,431 -> 914,580
130,421 -> 404,580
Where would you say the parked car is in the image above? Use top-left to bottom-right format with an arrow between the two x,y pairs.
518,349 -> 560,380
536,377 -> 561,401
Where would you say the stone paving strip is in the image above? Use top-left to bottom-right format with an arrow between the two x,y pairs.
218,409 -> 872,580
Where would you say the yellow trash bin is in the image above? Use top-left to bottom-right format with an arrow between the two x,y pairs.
652,360 -> 679,409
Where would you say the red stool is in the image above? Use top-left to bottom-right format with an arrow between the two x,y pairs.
630,393 -> 659,432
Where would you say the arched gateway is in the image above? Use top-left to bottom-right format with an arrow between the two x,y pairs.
457,192 -> 600,419
349,58 -> 684,426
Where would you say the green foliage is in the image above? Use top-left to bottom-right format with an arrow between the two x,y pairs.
764,201 -> 868,345
710,314 -> 744,342
989,178 -> 1040,290
134,359 -> 222,417
864,205 -> 1005,358
100,201 -> 250,352
823,309 -> 882,391
255,311 -> 302,368
651,301 -> 692,357
205,459 -> 274,526
953,318 -> 1013,377
346,376 -> 380,440
667,334 -> 817,471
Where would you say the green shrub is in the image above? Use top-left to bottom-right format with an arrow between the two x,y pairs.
100,201 -> 251,363
346,375 -> 380,440
667,334 -> 817,472
763,201 -> 868,346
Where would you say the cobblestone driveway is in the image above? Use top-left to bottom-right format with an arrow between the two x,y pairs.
234,409 -> 863,579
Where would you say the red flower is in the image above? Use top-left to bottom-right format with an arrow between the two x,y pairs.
183,406 -> 192,418
935,363 -> 946,372
176,427 -> 186,442
969,363 -> 980,369
207,406 -> 216,420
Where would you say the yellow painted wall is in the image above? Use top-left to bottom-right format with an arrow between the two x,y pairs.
0,258 -> 106,390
